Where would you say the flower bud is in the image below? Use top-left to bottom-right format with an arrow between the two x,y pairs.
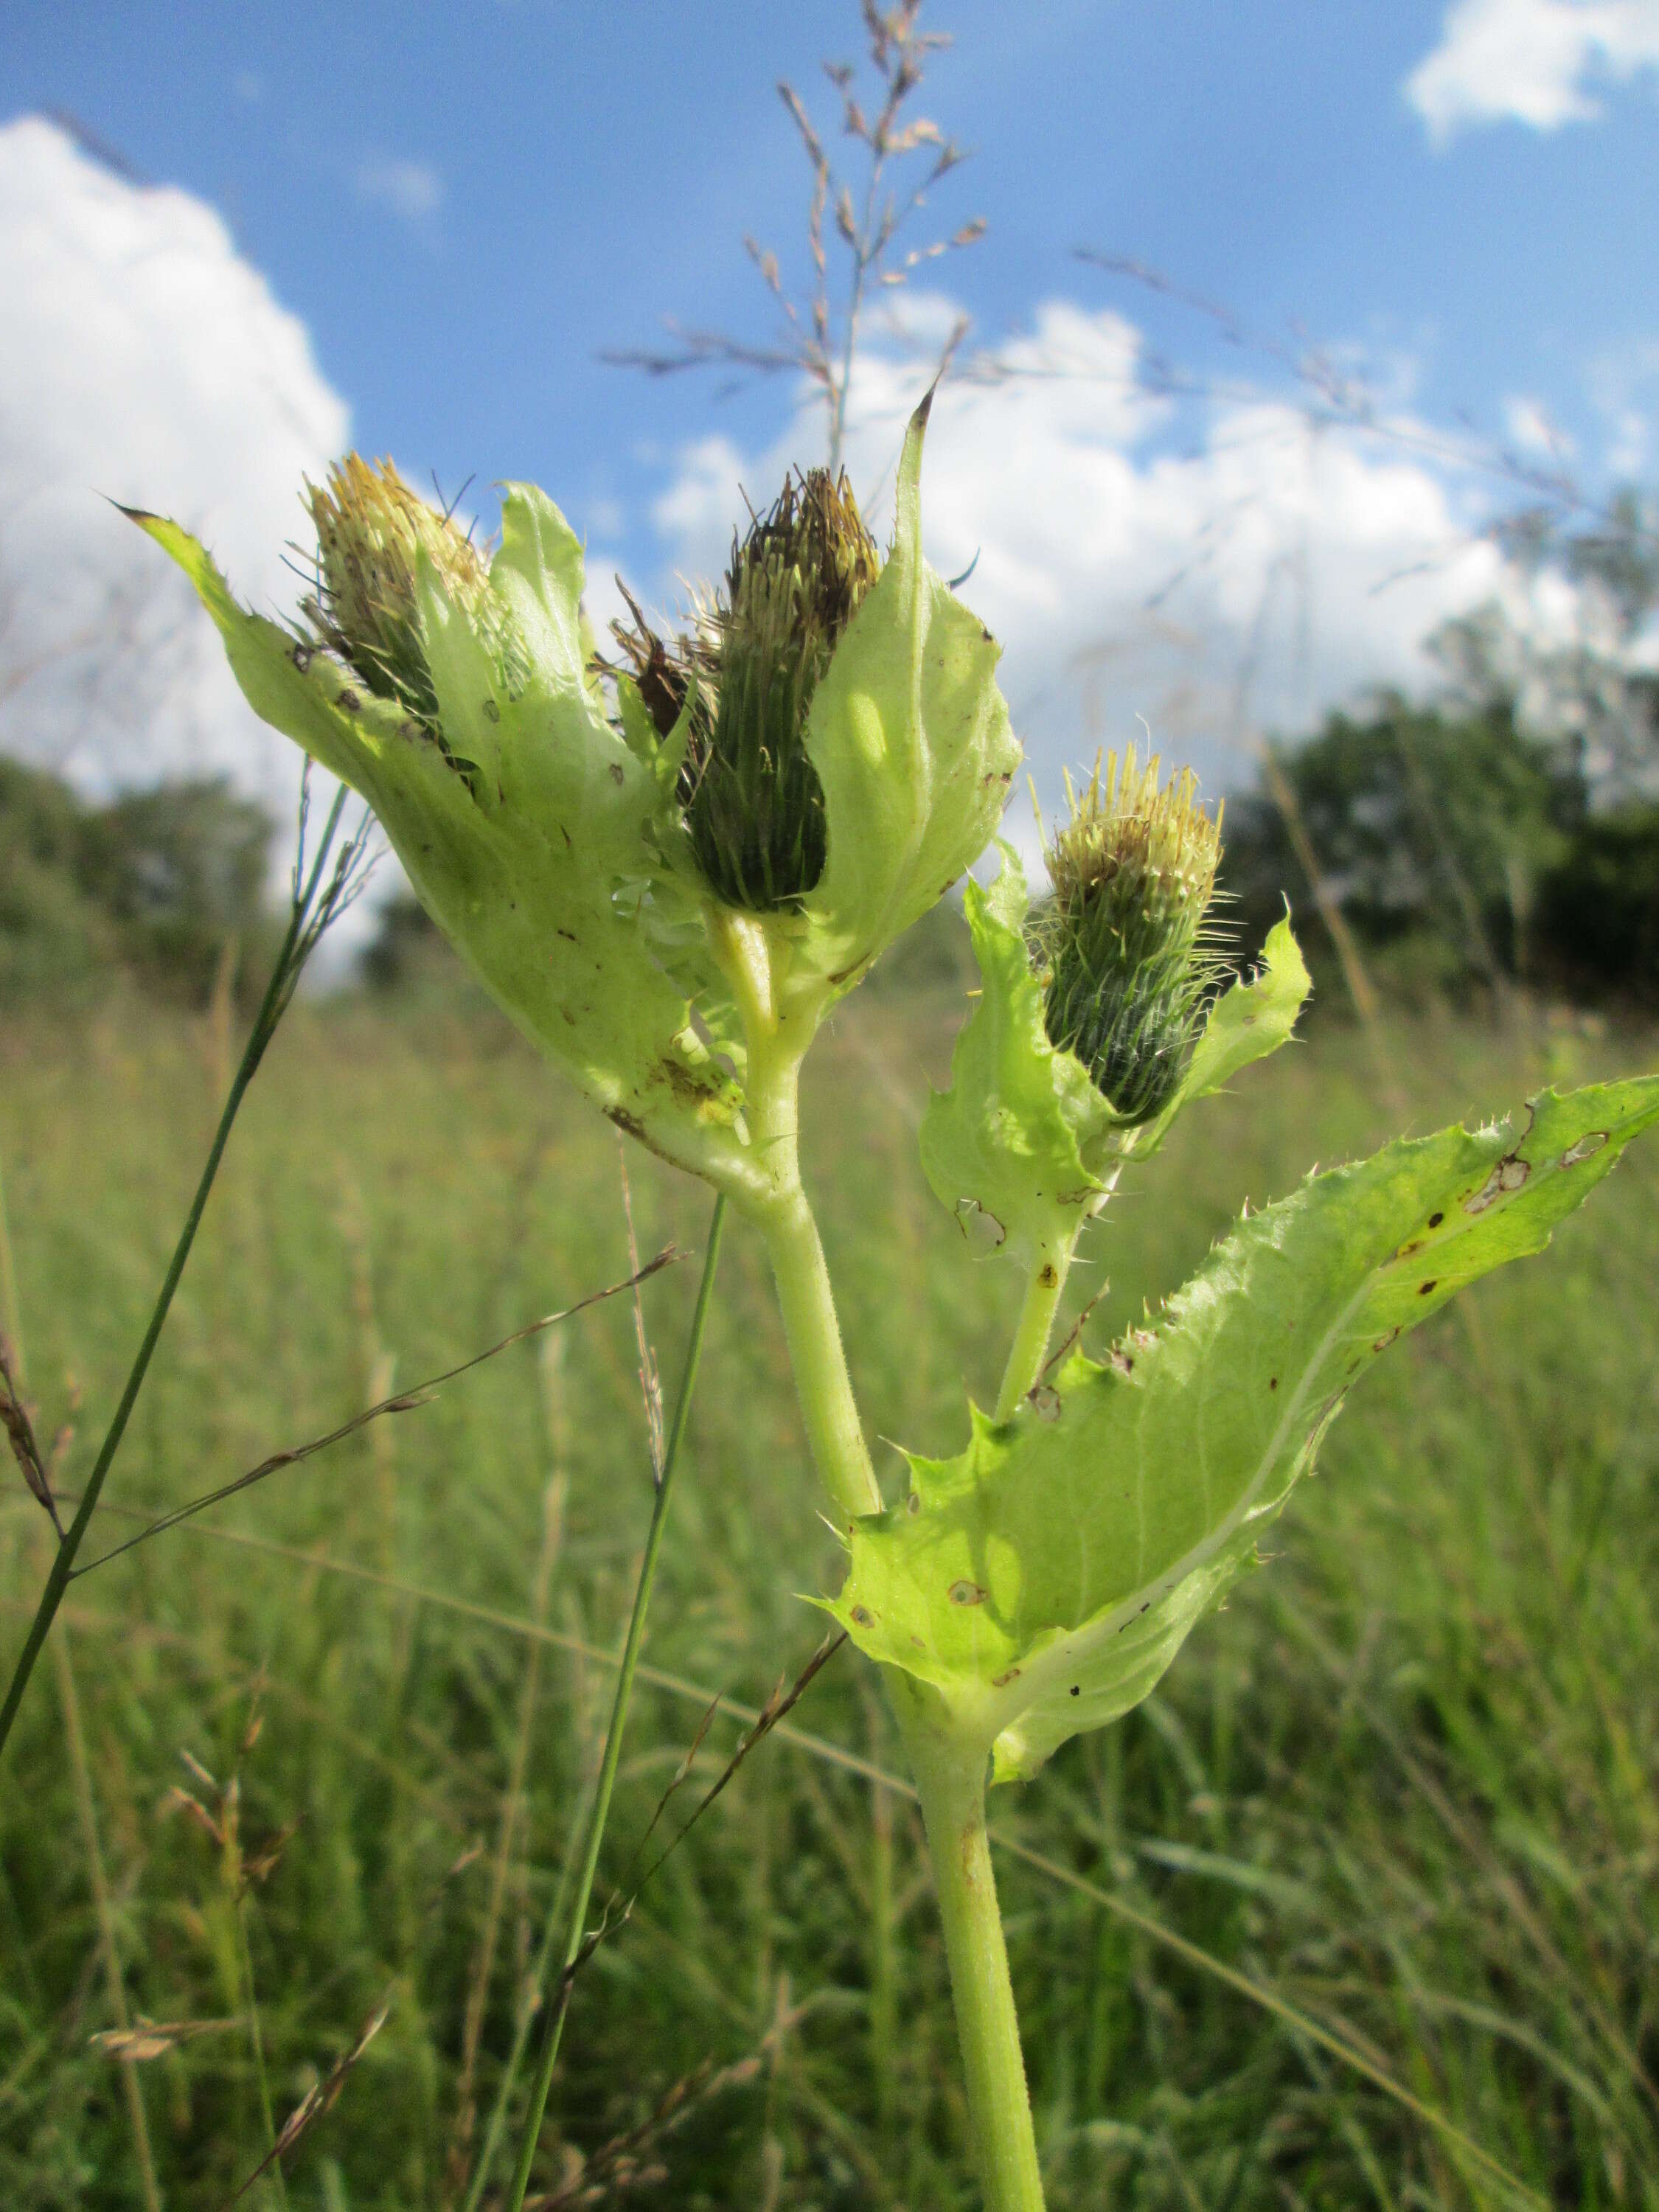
611,468 -> 882,912
1040,746 -> 1225,1124
304,454 -> 524,727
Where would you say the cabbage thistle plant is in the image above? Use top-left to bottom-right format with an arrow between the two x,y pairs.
135,397 -> 1659,2211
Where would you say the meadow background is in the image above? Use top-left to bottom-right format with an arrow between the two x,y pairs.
5,0 -> 1659,2202
2,958 -> 1657,2208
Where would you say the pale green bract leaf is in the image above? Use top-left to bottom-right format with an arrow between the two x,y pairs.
833,1075 -> 1659,1782
780,392 -> 1020,1006
918,845 -> 1114,1268
1138,916 -> 1311,1153
129,500 -> 750,1188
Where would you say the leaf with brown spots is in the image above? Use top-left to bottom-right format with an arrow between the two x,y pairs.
832,1076 -> 1659,1781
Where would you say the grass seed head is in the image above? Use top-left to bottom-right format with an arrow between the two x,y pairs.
303,455 -> 524,726
1040,744 -> 1226,1122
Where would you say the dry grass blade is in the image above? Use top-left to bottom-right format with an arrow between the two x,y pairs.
69,1246 -> 683,1576
218,1998 -> 391,2211
61,1515 -> 1560,2202
525,2014 -> 802,2211
614,1691 -> 727,1876
541,1632 -> 849,2025
1039,1280 -> 1110,1383
91,2017 -> 244,2062
0,1335 -> 60,1537
615,1139 -> 664,1478
629,1630 -> 849,1888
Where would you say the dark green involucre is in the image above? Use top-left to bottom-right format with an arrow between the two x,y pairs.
1040,747 -> 1225,1124
611,469 -> 883,913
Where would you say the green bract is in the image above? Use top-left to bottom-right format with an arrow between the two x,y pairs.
1138,912 -> 1311,1152
840,1074 -> 1659,1782
746,391 -> 1020,1014
131,493 -> 758,1192
919,846 -> 1116,1271
130,392 -> 1015,1199
920,850 -> 1311,1265
1041,747 -> 1225,1124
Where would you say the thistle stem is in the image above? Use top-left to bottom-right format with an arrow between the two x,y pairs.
738,1010 -> 883,1523
759,1192 -> 883,1521
902,1709 -> 1047,2212
726,934 -> 1038,2204
994,1248 -> 1072,1423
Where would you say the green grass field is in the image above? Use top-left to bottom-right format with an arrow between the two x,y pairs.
2,978 -> 1657,2209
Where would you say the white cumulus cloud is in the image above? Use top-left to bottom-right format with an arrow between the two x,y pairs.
0,114 -> 351,821
643,299 -> 1517,827
1407,0 -> 1659,142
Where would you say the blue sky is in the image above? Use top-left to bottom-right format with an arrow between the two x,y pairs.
4,0 -> 1658,821
10,0 -> 1657,527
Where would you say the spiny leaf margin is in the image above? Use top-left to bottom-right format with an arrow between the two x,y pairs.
1138,914 -> 1311,1152
833,1074 -> 1659,1781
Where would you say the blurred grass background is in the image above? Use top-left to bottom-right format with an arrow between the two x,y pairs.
1,972 -> 1657,2210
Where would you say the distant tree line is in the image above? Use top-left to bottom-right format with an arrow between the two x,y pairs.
1221,693 -> 1659,1004
4,493 -> 1654,1011
1223,490 -> 1659,1006
0,758 -> 276,1006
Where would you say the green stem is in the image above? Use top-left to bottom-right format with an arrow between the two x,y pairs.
994,1247 -> 1072,1423
731,1006 -> 881,1523
902,1710 -> 1046,2212
758,1192 -> 882,1522
461,1769 -> 594,2212
501,1194 -> 727,2212
0,795 -> 346,1764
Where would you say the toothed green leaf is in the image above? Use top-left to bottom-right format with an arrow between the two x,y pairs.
1138,916 -> 1311,1152
833,1076 -> 1659,1782
918,846 -> 1114,1268
131,501 -> 747,1183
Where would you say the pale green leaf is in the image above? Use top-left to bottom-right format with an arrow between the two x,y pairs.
130,504 -> 748,1186
832,1076 -> 1659,1781
783,392 -> 1021,1004
1139,916 -> 1311,1152
918,845 -> 1113,1268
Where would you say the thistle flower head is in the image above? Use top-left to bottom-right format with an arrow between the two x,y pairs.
1040,745 -> 1225,1123
611,467 -> 883,912
303,455 -> 524,726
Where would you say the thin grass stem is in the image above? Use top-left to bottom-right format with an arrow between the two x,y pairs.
24,1514 -> 1562,2205
0,787 -> 349,1762
237,1894 -> 287,2212
0,1147 -> 23,1374
449,1381 -> 567,2197
498,1193 -> 728,2212
52,1616 -> 163,2212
